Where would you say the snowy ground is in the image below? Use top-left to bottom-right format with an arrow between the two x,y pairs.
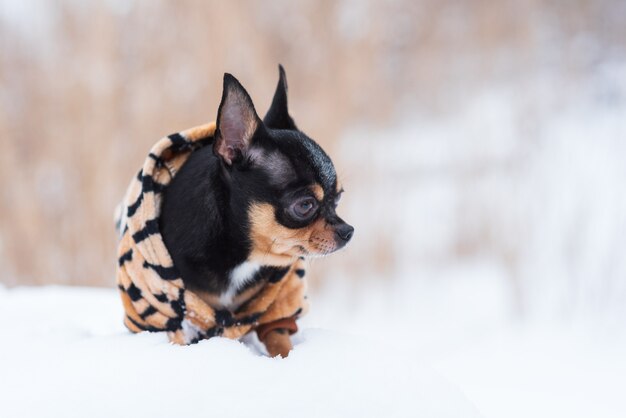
0,285 -> 479,418
1,267 -> 624,418
308,262 -> 626,418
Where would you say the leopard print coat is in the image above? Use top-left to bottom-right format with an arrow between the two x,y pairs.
115,122 -> 308,345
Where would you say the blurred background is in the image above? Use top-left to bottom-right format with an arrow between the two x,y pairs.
1,1 -> 626,415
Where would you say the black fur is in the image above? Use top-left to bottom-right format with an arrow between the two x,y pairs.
263,65 -> 297,130
160,66 -> 352,295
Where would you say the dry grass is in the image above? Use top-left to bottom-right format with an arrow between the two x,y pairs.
0,0 -> 623,287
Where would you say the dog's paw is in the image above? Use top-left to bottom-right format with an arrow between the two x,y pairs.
263,329 -> 293,358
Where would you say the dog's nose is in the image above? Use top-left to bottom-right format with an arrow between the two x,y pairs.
335,224 -> 354,243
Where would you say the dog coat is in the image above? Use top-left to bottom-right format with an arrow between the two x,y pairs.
115,122 -> 308,345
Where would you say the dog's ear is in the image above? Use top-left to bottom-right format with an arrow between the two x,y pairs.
214,74 -> 261,165
263,64 -> 297,130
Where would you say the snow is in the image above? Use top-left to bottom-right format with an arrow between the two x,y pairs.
304,261 -> 626,418
0,285 -> 480,418
433,326 -> 626,418
2,267 -> 625,418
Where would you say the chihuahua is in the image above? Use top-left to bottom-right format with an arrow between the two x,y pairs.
159,66 -> 353,357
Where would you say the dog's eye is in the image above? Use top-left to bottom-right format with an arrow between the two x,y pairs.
290,197 -> 318,220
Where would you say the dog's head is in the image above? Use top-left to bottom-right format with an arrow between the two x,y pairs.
213,66 -> 353,266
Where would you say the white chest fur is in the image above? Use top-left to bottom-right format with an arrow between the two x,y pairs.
218,261 -> 262,309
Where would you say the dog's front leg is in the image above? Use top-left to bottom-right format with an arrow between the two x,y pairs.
256,318 -> 298,358
261,328 -> 293,358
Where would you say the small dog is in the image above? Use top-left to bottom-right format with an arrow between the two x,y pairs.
159,66 -> 353,357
